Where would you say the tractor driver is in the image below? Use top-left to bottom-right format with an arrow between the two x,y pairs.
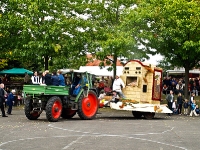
71,73 -> 81,96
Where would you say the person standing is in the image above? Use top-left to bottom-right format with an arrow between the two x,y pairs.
172,100 -> 178,114
44,70 -> 52,85
40,72 -> 46,84
166,90 -> 174,115
176,81 -> 184,95
51,71 -> 59,86
177,92 -> 184,115
6,89 -> 15,115
24,72 -> 31,84
112,75 -> 126,98
31,71 -> 40,84
183,99 -> 189,115
57,70 -> 66,86
190,100 -> 199,117
0,83 -> 7,117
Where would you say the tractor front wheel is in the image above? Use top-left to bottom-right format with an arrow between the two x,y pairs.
77,90 -> 98,120
24,97 -> 40,120
46,96 -> 62,122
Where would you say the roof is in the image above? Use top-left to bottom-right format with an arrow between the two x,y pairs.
86,54 -> 123,66
166,70 -> 200,74
0,68 -> 33,75
60,69 -> 92,74
79,66 -> 124,76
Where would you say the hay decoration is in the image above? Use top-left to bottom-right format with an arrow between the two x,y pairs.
143,77 -> 148,83
154,105 -> 163,112
143,65 -> 154,83
119,99 -> 139,108
144,65 -> 154,74
128,81 -> 137,87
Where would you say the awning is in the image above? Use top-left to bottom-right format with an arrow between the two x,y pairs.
0,68 -> 33,75
79,66 -> 124,76
166,70 -> 200,75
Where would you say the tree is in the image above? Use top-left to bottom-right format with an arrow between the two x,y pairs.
125,0 -> 200,98
0,0 -> 96,71
1,0 -> 149,74
85,0 -> 148,77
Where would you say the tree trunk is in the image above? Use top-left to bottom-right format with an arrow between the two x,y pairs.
44,55 -> 49,70
184,64 -> 190,99
113,53 -> 117,78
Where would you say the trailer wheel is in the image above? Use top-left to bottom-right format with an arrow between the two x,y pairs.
77,90 -> 98,120
46,96 -> 62,122
61,108 -> 76,119
24,97 -> 40,120
144,112 -> 155,119
132,111 -> 142,119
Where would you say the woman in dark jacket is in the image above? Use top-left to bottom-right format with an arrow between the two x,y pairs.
51,71 -> 59,86
44,70 -> 52,85
6,89 -> 15,115
177,92 -> 184,115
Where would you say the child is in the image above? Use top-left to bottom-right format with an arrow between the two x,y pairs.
6,89 -> 15,115
195,105 -> 200,114
183,99 -> 189,115
190,100 -> 199,117
98,90 -> 106,108
172,100 -> 178,114
98,90 -> 106,100
111,91 -> 120,103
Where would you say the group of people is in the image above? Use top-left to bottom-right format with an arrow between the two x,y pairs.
98,74 -> 126,103
162,76 -> 200,96
0,83 -> 16,117
24,70 -> 66,86
166,90 -> 199,116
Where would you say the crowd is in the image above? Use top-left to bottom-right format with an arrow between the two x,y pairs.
162,76 -> 200,96
163,76 -> 200,117
0,69 -> 66,117
24,70 -> 66,86
166,90 -> 199,116
96,75 -> 126,105
4,73 -> 199,117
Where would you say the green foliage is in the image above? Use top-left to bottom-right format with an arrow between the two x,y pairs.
85,0 -> 147,76
0,0 -> 148,74
125,0 -> 200,98
126,0 -> 200,68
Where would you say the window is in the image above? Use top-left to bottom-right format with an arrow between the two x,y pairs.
125,67 -> 129,70
126,76 -> 138,86
143,85 -> 147,92
136,67 -> 141,70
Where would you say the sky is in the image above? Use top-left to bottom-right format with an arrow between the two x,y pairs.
144,54 -> 163,65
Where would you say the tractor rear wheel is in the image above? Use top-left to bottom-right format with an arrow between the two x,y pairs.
46,96 -> 62,122
61,108 -> 76,119
132,111 -> 142,119
77,90 -> 98,120
24,97 -> 40,120
144,112 -> 155,119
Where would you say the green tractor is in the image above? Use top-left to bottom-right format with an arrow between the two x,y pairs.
23,70 -> 99,122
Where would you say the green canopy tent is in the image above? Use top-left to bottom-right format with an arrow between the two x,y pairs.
0,68 -> 33,75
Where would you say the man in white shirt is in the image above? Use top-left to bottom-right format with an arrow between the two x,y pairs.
31,71 -> 40,84
112,75 -> 126,98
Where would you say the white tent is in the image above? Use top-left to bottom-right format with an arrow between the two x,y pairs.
79,66 -> 124,76
166,69 -> 200,76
